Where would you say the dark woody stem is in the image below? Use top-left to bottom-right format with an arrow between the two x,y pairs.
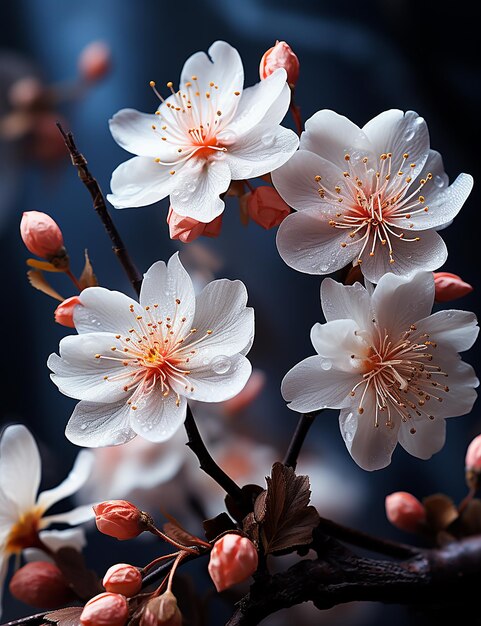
283,410 -> 321,470
56,123 -> 142,297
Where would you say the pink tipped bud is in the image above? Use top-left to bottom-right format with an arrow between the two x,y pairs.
465,434 -> 481,489
208,534 -> 258,592
80,592 -> 129,626
78,41 -> 112,82
167,207 -> 222,243
385,492 -> 426,533
103,564 -> 142,597
9,561 -> 75,609
55,296 -> 82,328
434,271 -> 473,302
247,187 -> 291,229
20,211 -> 65,260
260,40 -> 300,86
141,591 -> 182,626
93,500 -> 150,540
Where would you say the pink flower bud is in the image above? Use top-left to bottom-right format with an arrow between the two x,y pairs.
78,41 -> 112,82
167,207 -> 222,243
141,591 -> 182,626
20,211 -> 65,260
385,492 -> 426,533
434,271 -> 473,302
247,187 -> 291,229
93,500 -> 149,540
55,296 -> 82,328
80,592 -> 129,626
208,534 -> 258,592
465,434 -> 481,489
9,561 -> 75,609
103,564 -> 142,597
260,41 -> 300,86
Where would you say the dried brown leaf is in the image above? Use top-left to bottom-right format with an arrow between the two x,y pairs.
54,547 -> 102,600
26,258 -> 65,272
27,269 -> 64,301
424,493 -> 459,532
163,521 -> 206,548
45,607 -> 83,626
203,513 -> 236,542
243,511 -> 260,547
255,462 -> 320,554
79,249 -> 98,289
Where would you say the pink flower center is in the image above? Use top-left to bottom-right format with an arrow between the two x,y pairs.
349,322 -> 449,430
316,152 -> 434,265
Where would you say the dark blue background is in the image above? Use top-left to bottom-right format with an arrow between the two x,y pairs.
1,1 -> 480,624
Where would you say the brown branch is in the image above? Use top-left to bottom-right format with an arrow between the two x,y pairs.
2,612 -> 49,626
226,532 -> 481,625
283,411 -> 320,470
56,123 -> 142,297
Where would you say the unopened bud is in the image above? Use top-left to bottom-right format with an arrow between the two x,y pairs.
247,187 -> 291,229
9,561 -> 74,608
80,592 -> 129,626
141,591 -> 182,626
385,492 -> 426,533
260,40 -> 300,86
208,533 -> 258,592
434,271 -> 473,302
55,296 -> 82,328
20,211 -> 66,263
78,41 -> 112,82
93,500 -> 151,540
167,207 -> 222,243
465,434 -> 481,489
103,563 -> 142,597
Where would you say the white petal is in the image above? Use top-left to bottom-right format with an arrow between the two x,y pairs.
276,208 -> 361,274
0,555 -> 8,621
37,451 -> 94,514
415,310 -> 479,353
140,253 -> 196,326
180,41 -> 244,118
225,124 -> 299,180
272,150 -> 345,212
0,424 -> 40,514
109,109 -> 180,160
226,69 -> 288,136
301,110 -> 374,170
362,110 -> 430,178
173,353 -> 252,403
339,394 -> 400,471
408,173 -> 473,231
371,271 -> 435,337
310,319 -> 370,372
0,487 -> 17,528
42,504 -> 94,527
361,230 -> 447,283
38,528 -> 87,553
187,279 -> 254,360
74,287 -> 142,334
108,156 -> 176,209
320,278 -> 373,329
282,355 -> 358,412
170,158 -> 230,222
130,391 -> 187,443
65,400 -> 137,447
49,333 -> 131,403
398,417 -> 446,460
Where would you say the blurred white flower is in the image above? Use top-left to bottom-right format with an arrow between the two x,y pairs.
282,272 -> 479,470
273,109 -> 473,282
0,425 -> 93,616
108,40 -> 299,223
49,253 -> 254,447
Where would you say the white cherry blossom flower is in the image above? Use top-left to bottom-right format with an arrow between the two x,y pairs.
107,40 -> 299,223
273,109 -> 473,282
0,424 -> 94,615
48,253 -> 254,447
281,272 -> 479,470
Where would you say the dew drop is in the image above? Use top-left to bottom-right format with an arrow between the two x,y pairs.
171,188 -> 181,197
186,182 -> 196,192
320,359 -> 332,371
80,423 -> 88,431
403,128 -> 415,142
261,133 -> 274,147
434,174 -> 446,188
210,355 -> 231,375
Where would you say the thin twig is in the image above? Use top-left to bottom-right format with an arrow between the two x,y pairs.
184,404 -> 248,516
56,123 -> 142,296
283,411 -> 320,470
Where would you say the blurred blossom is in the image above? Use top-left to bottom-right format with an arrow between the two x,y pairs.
273,109 -> 473,283
9,561 -> 74,609
385,491 -> 426,533
260,40 -> 300,86
434,271 -> 473,302
282,272 -> 479,470
108,40 -> 298,224
78,41 -> 112,83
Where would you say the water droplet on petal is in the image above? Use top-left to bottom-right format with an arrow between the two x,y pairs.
261,133 -> 274,147
210,355 -> 231,375
320,359 -> 332,371
171,188 -> 181,197
186,182 -> 196,192
404,128 -> 415,142
80,423 -> 88,431
434,174 -> 446,188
